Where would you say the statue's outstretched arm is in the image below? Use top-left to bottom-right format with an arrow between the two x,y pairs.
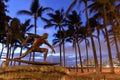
45,40 -> 55,53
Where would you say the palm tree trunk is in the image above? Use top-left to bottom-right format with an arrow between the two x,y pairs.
0,44 -> 4,59
59,27 -> 63,66
6,29 -> 11,59
76,38 -> 84,73
10,46 -> 16,65
74,39 -> 78,72
32,14 -> 37,62
59,43 -> 62,66
98,35 -> 102,72
104,27 -> 114,73
85,40 -> 89,72
114,34 -> 120,62
91,35 -> 99,73
84,0 -> 99,73
103,5 -> 114,73
34,13 -> 37,35
63,40 -> 66,67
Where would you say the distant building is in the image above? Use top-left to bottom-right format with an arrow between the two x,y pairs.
103,58 -> 120,68
82,58 -> 95,67
79,58 -> 120,68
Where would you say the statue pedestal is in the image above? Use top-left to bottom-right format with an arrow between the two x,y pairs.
0,65 -> 69,80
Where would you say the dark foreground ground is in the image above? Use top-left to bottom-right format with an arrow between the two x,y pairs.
0,65 -> 120,80
66,68 -> 120,80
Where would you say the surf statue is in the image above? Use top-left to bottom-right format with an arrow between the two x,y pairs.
15,33 -> 55,63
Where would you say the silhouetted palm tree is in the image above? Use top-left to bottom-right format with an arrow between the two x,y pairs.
44,9 -> 66,66
18,19 -> 33,65
79,26 -> 90,72
66,10 -> 84,73
3,18 -> 33,65
78,0 -> 100,73
17,0 -> 52,61
17,0 -> 52,35
107,2 -> 120,62
0,0 -> 11,59
52,30 -> 67,67
67,0 -> 100,73
65,26 -> 79,71
108,25 -> 120,62
88,17 -> 104,72
89,0 -> 117,73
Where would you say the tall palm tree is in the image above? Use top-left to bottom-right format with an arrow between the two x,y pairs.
67,0 -> 99,73
79,26 -> 90,72
17,0 -> 52,61
65,26 -> 79,71
44,9 -> 66,66
17,0 -> 52,35
66,0 -> 91,15
88,17 -> 103,72
18,19 -> 33,65
0,0 -> 11,59
103,3 -> 114,73
107,2 -> 120,61
4,18 -> 33,65
83,0 -> 100,73
66,0 -> 77,15
88,0 -> 118,73
108,25 -> 120,62
52,30 -> 67,67
66,10 -> 84,73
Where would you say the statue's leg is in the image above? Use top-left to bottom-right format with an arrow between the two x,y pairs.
35,48 -> 48,62
17,47 -> 33,59
43,49 -> 48,62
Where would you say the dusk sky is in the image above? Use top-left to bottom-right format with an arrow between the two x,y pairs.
3,0 -> 78,66
6,0 -> 74,43
1,0 -> 117,67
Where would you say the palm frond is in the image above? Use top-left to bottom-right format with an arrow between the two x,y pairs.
66,0 -> 77,16
30,0 -> 39,13
44,24 -> 55,29
17,10 -> 32,16
26,25 -> 34,31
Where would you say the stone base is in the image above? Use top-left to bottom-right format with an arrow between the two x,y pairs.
0,65 -> 69,80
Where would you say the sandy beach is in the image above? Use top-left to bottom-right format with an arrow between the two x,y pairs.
66,68 -> 120,80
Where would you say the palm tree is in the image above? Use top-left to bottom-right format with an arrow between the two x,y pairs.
17,0 -> 52,35
18,19 -> 33,65
79,26 -> 90,72
88,0 -> 118,73
0,0 -> 11,59
88,17 -> 103,72
65,27 -> 79,71
66,10 -> 84,73
66,0 -> 77,15
67,0 -> 99,73
4,18 -> 33,65
107,2 -> 120,61
83,0 -> 100,73
44,9 -> 66,66
104,8 -> 115,73
52,30 -> 67,67
66,0 -> 92,15
108,25 -> 120,62
17,0 -> 52,61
